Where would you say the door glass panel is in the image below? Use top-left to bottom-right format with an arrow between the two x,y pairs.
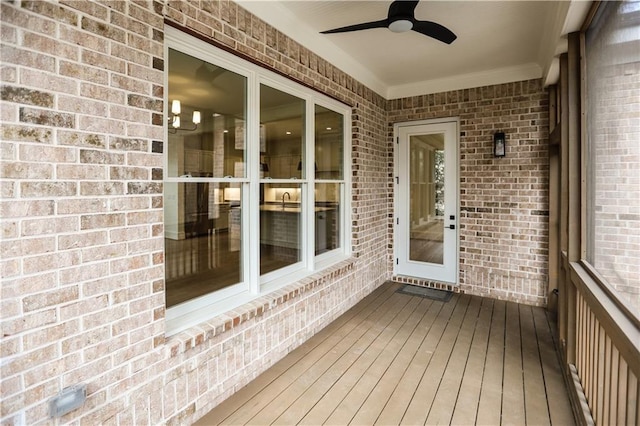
409,134 -> 445,265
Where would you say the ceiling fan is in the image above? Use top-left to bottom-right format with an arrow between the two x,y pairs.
321,0 -> 457,45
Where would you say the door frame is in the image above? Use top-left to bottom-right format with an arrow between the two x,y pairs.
393,118 -> 460,284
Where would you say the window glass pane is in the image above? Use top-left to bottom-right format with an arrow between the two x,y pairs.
585,1 -> 640,316
260,85 -> 305,179
315,105 -> 344,179
260,183 -> 302,274
168,49 -> 246,178
315,183 -> 341,255
164,182 -> 242,307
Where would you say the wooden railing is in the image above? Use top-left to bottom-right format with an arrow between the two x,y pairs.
575,288 -> 639,425
563,262 -> 640,426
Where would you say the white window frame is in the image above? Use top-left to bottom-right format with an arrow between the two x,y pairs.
313,98 -> 351,270
164,27 -> 351,335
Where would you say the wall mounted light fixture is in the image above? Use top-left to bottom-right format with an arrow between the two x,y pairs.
494,131 -> 506,157
168,100 -> 201,133
49,384 -> 86,418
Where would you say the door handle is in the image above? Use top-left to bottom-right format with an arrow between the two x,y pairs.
448,224 -> 455,230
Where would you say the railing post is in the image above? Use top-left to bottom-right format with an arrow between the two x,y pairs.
548,85 -> 560,316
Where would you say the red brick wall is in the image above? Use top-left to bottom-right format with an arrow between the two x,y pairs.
388,81 -> 550,305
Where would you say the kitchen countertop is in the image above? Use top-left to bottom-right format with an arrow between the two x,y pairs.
260,204 -> 336,213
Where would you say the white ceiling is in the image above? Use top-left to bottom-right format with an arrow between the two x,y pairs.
238,0 -> 592,99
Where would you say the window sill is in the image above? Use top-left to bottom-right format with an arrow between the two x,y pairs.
165,257 -> 356,357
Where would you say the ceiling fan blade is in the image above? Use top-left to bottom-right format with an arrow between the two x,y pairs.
388,0 -> 419,19
412,20 -> 457,44
321,19 -> 388,34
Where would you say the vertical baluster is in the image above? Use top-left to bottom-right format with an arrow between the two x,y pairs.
588,309 -> 595,412
602,334 -> 611,424
619,359 -> 629,424
579,294 -> 586,381
598,325 -> 607,423
609,346 -> 619,426
627,372 -> 638,426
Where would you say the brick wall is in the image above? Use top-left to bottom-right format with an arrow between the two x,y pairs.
1,1 -> 389,424
0,1 -> 553,424
388,81 -> 550,306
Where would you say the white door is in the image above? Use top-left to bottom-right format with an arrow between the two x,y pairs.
394,120 -> 458,283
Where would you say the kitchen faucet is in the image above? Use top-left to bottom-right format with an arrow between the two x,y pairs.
282,191 -> 291,209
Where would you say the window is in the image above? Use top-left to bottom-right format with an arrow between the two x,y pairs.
314,105 -> 344,256
259,84 -> 305,275
164,27 -> 351,333
585,1 -> 640,317
164,48 -> 247,309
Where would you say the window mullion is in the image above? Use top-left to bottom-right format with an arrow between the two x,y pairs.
247,72 -> 261,295
304,98 -> 316,270
343,109 -> 351,257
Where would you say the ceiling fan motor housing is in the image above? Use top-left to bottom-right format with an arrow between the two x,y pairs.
389,17 -> 414,33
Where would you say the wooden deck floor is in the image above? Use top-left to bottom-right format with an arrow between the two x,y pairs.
196,282 -> 575,425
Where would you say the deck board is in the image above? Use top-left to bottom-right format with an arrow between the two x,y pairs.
208,284 -> 399,424
227,288 -> 411,425
349,298 -> 439,425
424,295 -> 482,425
399,294 -> 471,425
521,305 -> 552,426
501,301 -> 527,424
533,308 -> 576,426
272,295 -> 422,425
449,297 -> 494,425
195,282 -> 575,426
374,291 -> 458,425
320,296 -> 424,425
475,299 -> 506,425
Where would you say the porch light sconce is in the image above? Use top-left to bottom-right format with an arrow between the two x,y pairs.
494,131 -> 506,157
168,100 -> 201,133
